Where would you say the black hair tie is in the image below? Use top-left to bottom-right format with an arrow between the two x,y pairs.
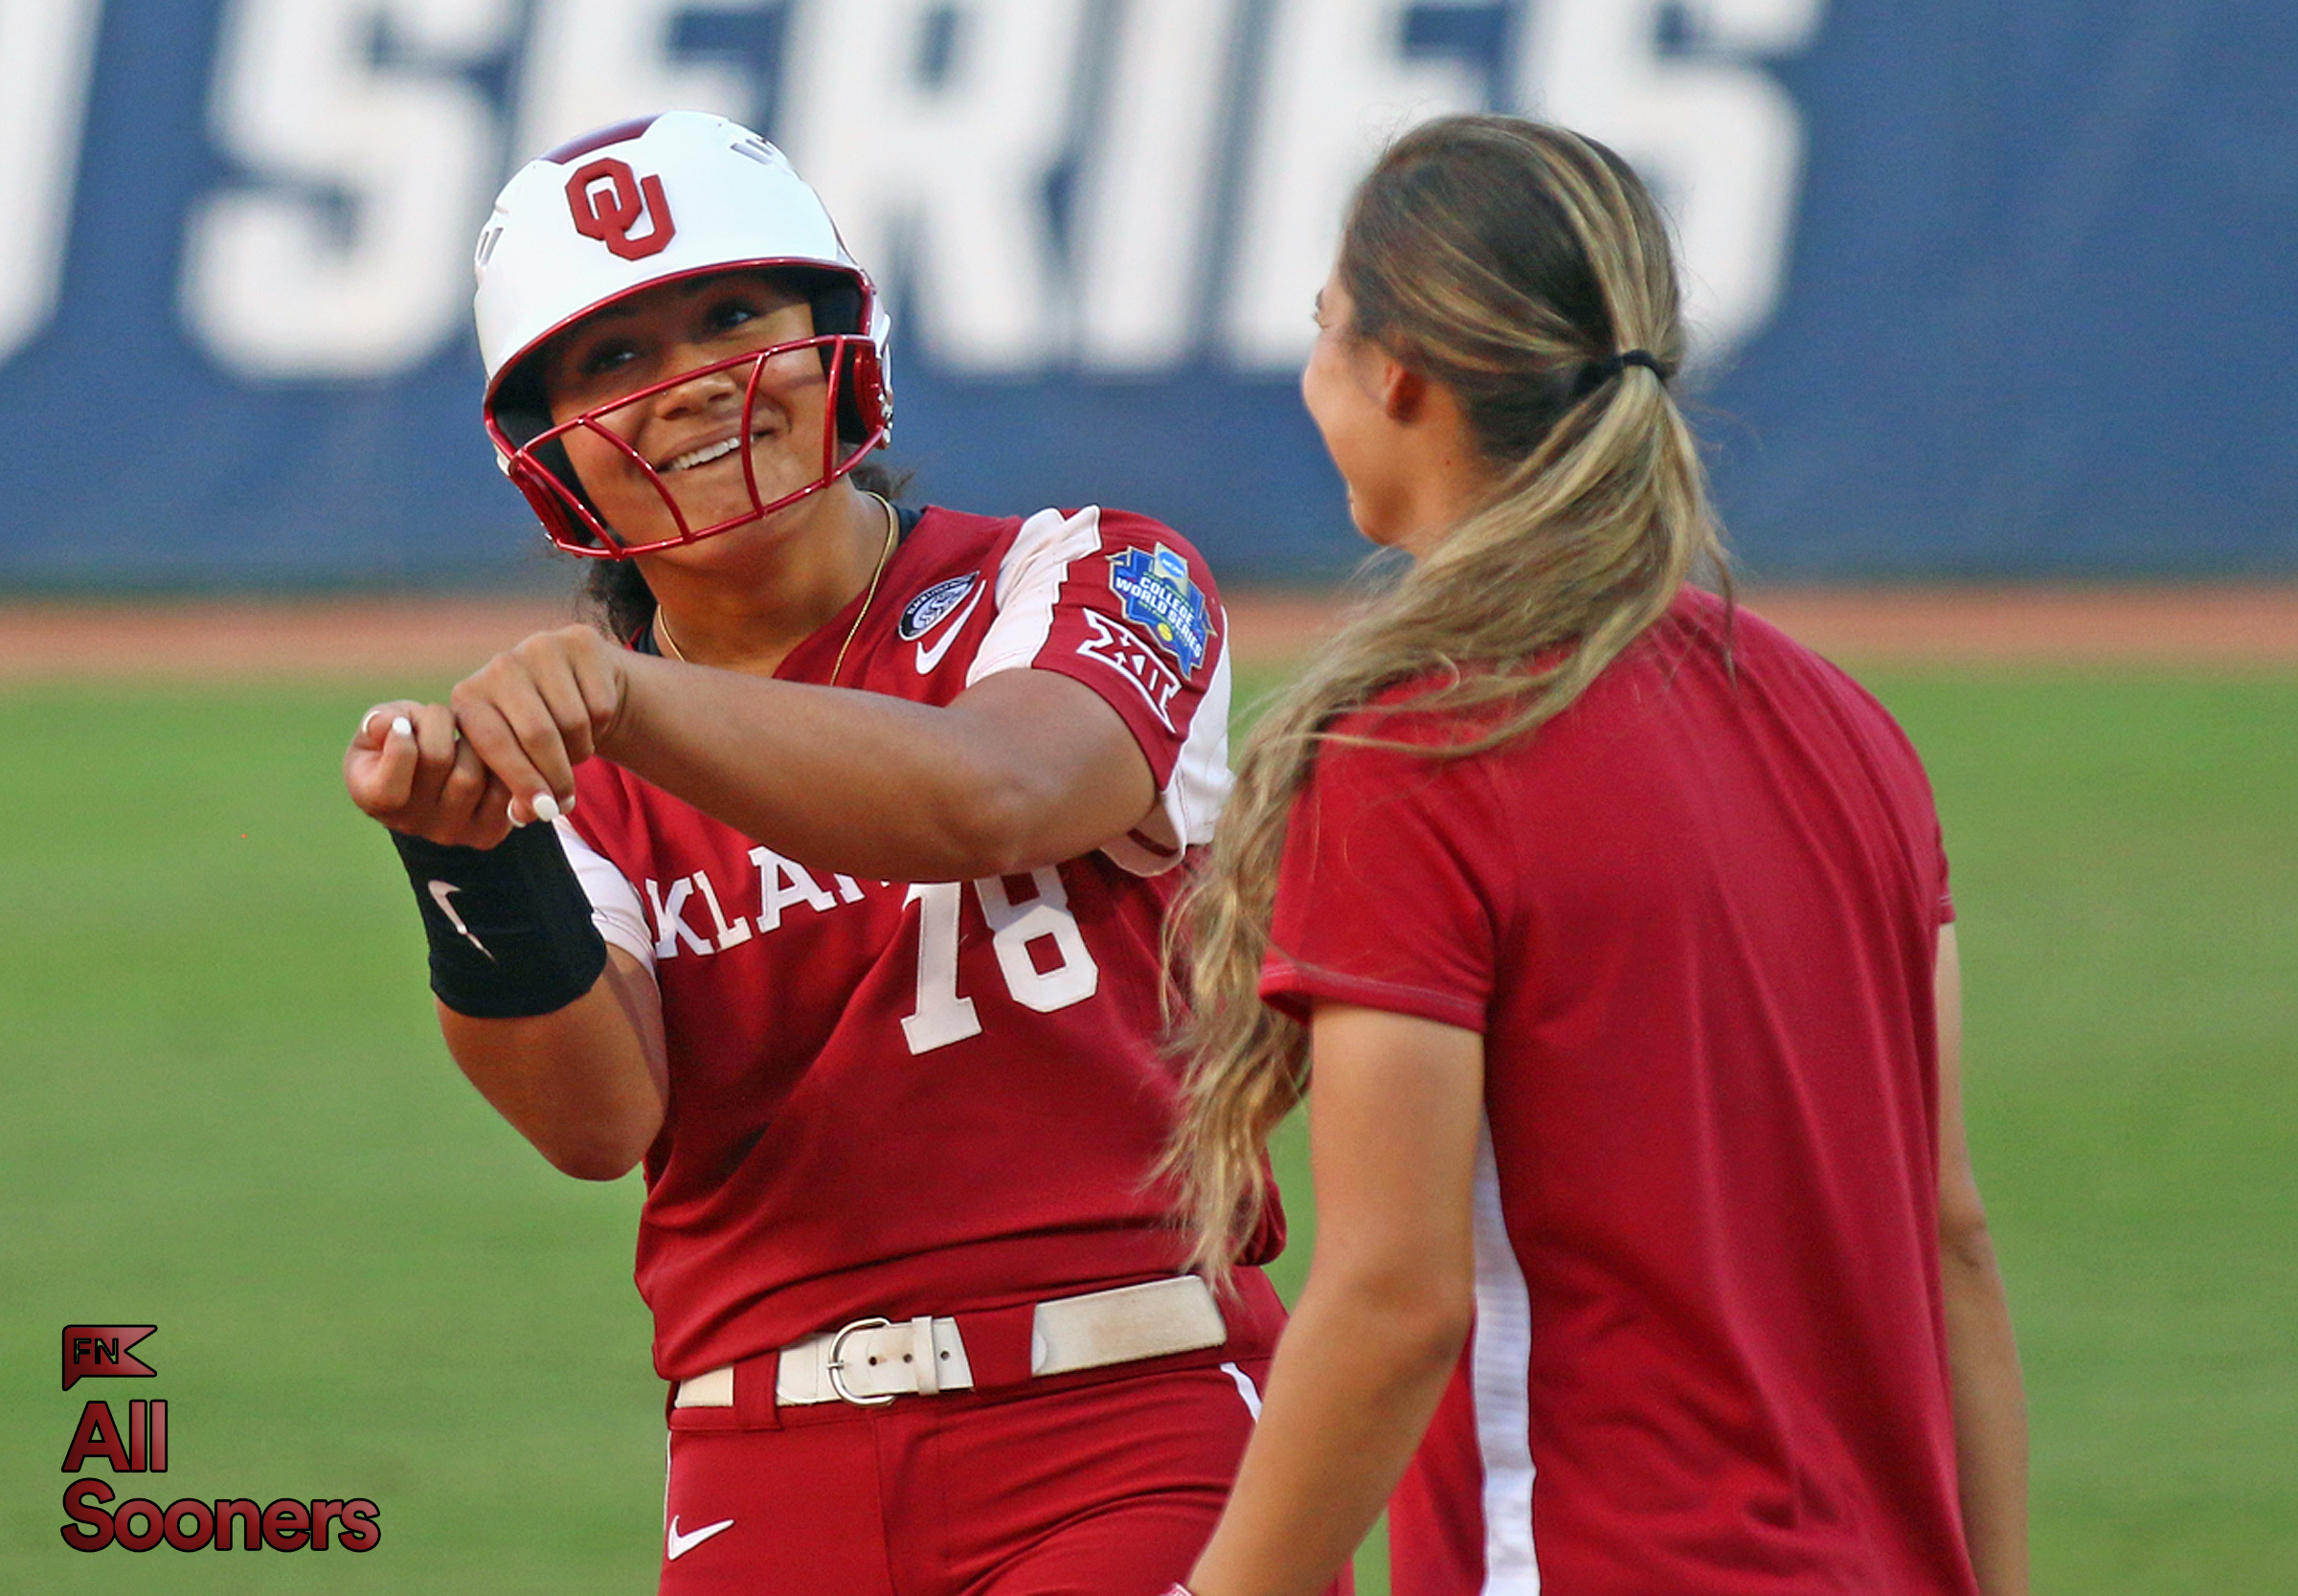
1602,348 -> 1668,381
1572,348 -> 1671,399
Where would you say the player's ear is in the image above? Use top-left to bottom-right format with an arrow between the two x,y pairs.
1378,358 -> 1429,424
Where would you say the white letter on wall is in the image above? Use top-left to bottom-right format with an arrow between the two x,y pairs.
1519,0 -> 1827,362
182,0 -> 516,380
511,0 -> 770,168
1071,0 -> 1242,371
1224,0 -> 1484,371
0,0 -> 103,369
779,0 -> 1088,374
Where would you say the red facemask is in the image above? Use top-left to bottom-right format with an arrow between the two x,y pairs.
497,328 -> 890,558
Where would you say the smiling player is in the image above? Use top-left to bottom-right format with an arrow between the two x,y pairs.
342,112 -> 1313,1596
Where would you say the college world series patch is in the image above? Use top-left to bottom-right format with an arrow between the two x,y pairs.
1107,545 -> 1212,676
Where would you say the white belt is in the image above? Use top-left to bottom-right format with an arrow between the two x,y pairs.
673,1275 -> 1228,1409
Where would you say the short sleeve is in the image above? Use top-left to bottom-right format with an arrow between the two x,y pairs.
1260,733 -> 1506,1033
553,817 -> 658,975
969,506 -> 1231,876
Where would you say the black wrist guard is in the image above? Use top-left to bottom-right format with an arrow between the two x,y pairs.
391,822 -> 609,1019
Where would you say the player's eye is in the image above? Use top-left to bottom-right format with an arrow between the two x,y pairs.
705,297 -> 763,335
574,338 -> 639,378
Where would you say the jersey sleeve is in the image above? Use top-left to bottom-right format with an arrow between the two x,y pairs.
967,506 -> 1231,876
1260,731 -> 1506,1033
552,817 -> 658,976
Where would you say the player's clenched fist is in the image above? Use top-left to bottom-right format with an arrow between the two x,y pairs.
448,624 -> 630,827
344,699 -> 516,848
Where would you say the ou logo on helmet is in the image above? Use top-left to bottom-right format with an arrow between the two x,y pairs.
565,157 -> 676,260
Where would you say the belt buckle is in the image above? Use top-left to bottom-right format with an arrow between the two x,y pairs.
824,1316 -> 898,1406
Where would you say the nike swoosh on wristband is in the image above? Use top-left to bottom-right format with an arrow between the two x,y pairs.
667,1516 -> 735,1561
913,582 -> 986,673
426,879 -> 494,959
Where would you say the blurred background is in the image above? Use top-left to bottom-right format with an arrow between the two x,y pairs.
4,0 -> 2294,584
2,1 -> 2291,1592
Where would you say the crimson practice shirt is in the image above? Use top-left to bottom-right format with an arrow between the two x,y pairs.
1262,588 -> 1978,1596
558,504 -> 1274,1380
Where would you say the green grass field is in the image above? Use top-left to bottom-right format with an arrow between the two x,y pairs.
2,665 -> 2292,1592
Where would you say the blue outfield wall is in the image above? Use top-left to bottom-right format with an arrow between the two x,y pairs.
1,0 -> 2292,589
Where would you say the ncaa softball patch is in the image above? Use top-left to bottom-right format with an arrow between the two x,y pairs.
898,573 -> 980,641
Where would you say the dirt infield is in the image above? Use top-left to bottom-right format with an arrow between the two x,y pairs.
1228,585 -> 2298,670
0,585 -> 2292,683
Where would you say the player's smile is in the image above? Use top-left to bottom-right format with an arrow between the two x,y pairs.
657,422 -> 780,475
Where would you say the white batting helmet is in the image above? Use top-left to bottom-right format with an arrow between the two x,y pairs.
474,111 -> 893,556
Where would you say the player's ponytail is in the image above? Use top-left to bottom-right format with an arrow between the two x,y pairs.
1165,116 -> 1728,1275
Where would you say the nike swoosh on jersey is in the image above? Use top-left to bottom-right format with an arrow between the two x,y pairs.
667,1516 -> 735,1561
426,879 -> 494,960
913,581 -> 987,673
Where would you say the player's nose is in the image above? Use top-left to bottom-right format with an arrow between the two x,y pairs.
647,350 -> 748,421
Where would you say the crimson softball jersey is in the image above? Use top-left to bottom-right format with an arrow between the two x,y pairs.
1262,587 -> 1979,1596
556,504 -> 1277,1381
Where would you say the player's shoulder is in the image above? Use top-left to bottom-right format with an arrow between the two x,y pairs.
1708,591 -> 1939,817
1717,592 -> 1916,733
980,503 -> 1217,588
1300,682 -> 1508,826
932,501 -> 1223,656
900,501 -> 1202,578
1685,587 -> 1848,693
899,503 -> 1016,569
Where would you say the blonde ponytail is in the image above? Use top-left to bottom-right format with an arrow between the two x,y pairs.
1165,117 -> 1728,1274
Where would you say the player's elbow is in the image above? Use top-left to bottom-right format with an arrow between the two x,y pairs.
537,1125 -> 650,1182
441,979 -> 665,1182
1939,1177 -> 2001,1279
1308,1248 -> 1476,1372
1383,1288 -> 1475,1377
528,1094 -> 660,1181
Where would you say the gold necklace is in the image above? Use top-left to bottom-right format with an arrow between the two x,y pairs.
830,492 -> 901,686
650,492 -> 899,686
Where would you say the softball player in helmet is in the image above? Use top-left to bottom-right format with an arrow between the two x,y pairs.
345,112 -> 1325,1596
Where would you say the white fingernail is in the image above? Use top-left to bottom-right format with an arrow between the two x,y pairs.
391,716 -> 414,739
560,791 -> 576,816
507,798 -> 527,827
532,793 -> 562,823
361,709 -> 382,736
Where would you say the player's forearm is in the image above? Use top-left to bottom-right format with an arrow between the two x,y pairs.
1188,1266 -> 1471,1596
601,654 -> 1145,880
1942,1218 -> 2030,1596
440,957 -> 666,1180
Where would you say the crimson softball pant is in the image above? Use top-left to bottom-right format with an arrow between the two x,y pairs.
660,1352 -> 1347,1596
